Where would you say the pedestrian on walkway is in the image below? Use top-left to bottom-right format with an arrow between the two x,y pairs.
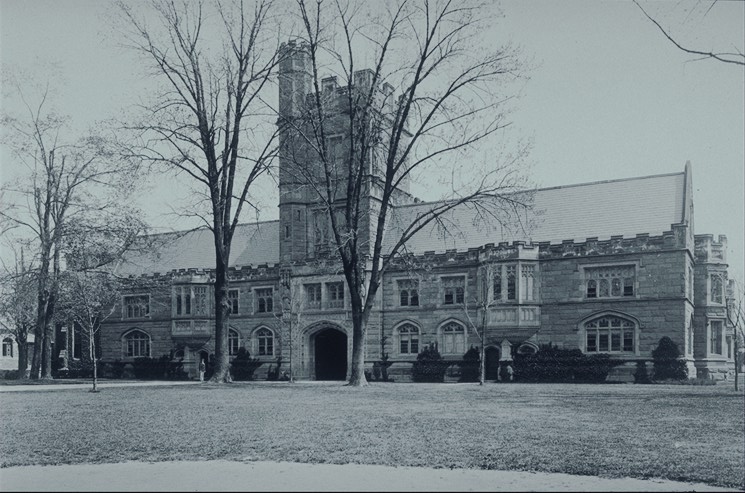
199,360 -> 206,382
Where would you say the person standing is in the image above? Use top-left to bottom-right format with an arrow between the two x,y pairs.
199,359 -> 206,382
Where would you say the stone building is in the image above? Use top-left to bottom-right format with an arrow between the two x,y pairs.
95,42 -> 737,381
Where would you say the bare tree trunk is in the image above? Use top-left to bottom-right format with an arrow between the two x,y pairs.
31,255 -> 51,379
90,333 -> 99,393
30,318 -> 43,379
211,259 -> 232,383
40,325 -> 53,379
348,310 -> 368,386
40,241 -> 60,379
735,339 -> 739,392
16,331 -> 29,377
288,317 -> 295,383
479,338 -> 485,386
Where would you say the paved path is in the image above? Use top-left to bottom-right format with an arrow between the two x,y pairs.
0,460 -> 739,492
0,381 -> 200,392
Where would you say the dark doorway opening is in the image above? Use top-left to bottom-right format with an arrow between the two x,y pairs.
314,328 -> 347,380
485,346 -> 500,381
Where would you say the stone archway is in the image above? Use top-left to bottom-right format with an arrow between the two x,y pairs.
313,328 -> 348,381
484,346 -> 500,381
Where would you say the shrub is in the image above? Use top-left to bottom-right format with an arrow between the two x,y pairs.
412,344 -> 450,383
132,357 -> 158,379
54,359 -> 96,379
4,370 -> 19,380
131,355 -> 185,380
458,346 -> 480,383
513,343 -> 622,383
107,360 -> 127,379
266,356 -> 282,381
371,357 -> 394,382
652,337 -> 688,381
634,361 -> 651,384
231,348 -> 263,381
378,352 -> 393,382
499,362 -> 515,382
574,354 -> 625,383
165,357 -> 189,380
513,344 -> 578,383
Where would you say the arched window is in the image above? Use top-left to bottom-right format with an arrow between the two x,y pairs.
397,323 -> 420,355
122,329 -> 150,358
440,321 -> 466,355
583,315 -> 636,353
2,337 -> 13,358
255,327 -> 274,356
228,329 -> 241,356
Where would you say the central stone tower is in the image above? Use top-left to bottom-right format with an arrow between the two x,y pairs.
277,40 -> 415,265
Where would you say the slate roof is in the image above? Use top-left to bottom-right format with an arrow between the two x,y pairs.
118,221 -> 279,276
383,171 -> 686,254
118,171 -> 686,274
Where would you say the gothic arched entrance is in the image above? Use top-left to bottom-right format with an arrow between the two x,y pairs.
484,346 -> 500,381
313,328 -> 347,380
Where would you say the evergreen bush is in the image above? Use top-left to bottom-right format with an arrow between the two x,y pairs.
231,348 -> 263,381
513,343 -> 622,383
67,359 -> 95,379
634,361 -> 651,384
652,337 -> 688,381
266,356 -> 282,381
574,354 -> 624,383
412,344 -> 450,383
165,357 -> 189,380
130,355 -> 186,380
132,357 -> 158,379
458,346 -> 480,382
108,360 -> 127,379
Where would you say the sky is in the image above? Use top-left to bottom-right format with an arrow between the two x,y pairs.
0,0 -> 743,280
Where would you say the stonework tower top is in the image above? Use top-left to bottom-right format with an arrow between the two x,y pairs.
278,40 -> 312,119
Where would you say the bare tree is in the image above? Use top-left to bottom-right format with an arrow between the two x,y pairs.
0,246 -> 37,377
56,216 -> 148,390
116,0 -> 282,382
461,265 -> 500,385
633,0 -> 745,67
726,278 -> 744,391
284,0 -> 532,385
57,271 -> 121,392
1,76 -> 144,379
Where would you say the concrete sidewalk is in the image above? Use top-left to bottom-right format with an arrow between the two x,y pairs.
0,460 -> 738,492
0,380 -> 201,392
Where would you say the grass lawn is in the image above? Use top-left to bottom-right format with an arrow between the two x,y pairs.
1,382 -> 743,488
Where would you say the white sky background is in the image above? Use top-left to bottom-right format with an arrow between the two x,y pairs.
0,0 -> 743,281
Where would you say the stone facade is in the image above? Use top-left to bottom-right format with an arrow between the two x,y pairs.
94,41 -> 738,382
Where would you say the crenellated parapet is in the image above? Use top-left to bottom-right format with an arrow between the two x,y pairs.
123,264 -> 281,285
694,234 -> 727,264
537,231 -> 687,259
